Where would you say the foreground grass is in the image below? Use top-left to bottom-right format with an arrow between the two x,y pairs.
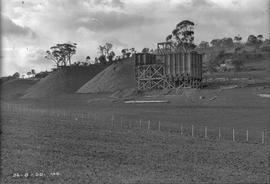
1,111 -> 269,184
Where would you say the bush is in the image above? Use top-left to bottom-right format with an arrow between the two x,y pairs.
231,58 -> 244,71
35,71 -> 50,79
12,72 -> 20,78
205,50 -> 225,73
260,45 -> 270,52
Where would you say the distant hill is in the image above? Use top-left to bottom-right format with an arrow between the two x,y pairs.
1,78 -> 38,100
22,65 -> 106,98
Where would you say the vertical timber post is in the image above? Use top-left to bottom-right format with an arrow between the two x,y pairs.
262,131 -> 265,144
111,115 -> 114,128
140,120 -> 142,129
246,130 -> 249,142
191,125 -> 194,137
180,124 -> 183,136
219,127 -> 221,140
148,120 -> 151,130
158,121 -> 161,131
232,128 -> 235,142
205,126 -> 207,139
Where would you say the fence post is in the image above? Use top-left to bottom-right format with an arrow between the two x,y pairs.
140,120 -> 142,129
218,128 -> 221,140
205,126 -> 207,139
246,130 -> 248,142
111,115 -> 114,128
180,124 -> 183,135
148,120 -> 151,130
191,125 -> 194,137
232,128 -> 235,142
262,131 -> 264,144
158,121 -> 161,131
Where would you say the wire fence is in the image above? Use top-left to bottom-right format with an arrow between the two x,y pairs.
1,102 -> 269,145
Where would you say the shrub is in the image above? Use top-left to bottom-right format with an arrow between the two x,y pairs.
231,58 -> 244,71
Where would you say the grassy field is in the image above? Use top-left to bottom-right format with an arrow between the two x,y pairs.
1,111 -> 269,183
1,86 -> 270,183
5,86 -> 270,130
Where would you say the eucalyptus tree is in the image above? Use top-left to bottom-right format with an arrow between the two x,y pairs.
45,42 -> 77,67
166,20 -> 196,52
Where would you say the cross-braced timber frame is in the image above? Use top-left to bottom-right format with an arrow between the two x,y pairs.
135,64 -> 174,90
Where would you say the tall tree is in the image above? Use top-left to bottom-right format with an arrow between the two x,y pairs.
130,48 -> 136,55
98,45 -> 106,56
198,41 -> 210,49
221,37 -> 233,48
86,56 -> 91,64
257,35 -> 264,44
121,49 -> 128,57
234,35 -> 242,43
98,45 -> 107,64
98,55 -> 106,65
94,57 -> 99,64
31,69 -> 36,75
142,48 -> 150,53
107,51 -> 115,64
45,42 -> 77,67
104,43 -> 113,55
63,43 -> 77,65
210,39 -> 222,48
45,49 -> 63,67
98,42 -> 114,64
246,35 -> 258,45
13,72 -> 20,78
166,20 -> 196,52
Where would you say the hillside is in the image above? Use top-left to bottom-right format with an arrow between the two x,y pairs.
1,78 -> 38,100
77,58 -> 137,97
22,65 -> 106,98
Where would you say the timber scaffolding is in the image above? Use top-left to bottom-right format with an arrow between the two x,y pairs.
134,42 -> 203,90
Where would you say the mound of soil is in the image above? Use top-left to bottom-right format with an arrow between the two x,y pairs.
77,58 -> 137,96
22,65 -> 106,98
1,78 -> 38,100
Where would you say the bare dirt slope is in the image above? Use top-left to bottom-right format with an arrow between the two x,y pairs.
22,65 -> 106,98
1,78 -> 38,100
77,58 -> 137,96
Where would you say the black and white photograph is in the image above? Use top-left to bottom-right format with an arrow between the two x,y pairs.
1,0 -> 270,183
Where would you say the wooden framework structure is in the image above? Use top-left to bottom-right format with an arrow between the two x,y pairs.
135,64 -> 173,90
134,51 -> 202,91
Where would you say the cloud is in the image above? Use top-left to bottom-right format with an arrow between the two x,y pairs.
2,15 -> 37,39
111,0 -> 125,8
1,0 -> 269,76
189,0 -> 214,7
1,47 -> 53,76
94,0 -> 125,8
74,11 -> 150,32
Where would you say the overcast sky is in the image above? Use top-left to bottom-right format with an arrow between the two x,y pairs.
1,0 -> 269,76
